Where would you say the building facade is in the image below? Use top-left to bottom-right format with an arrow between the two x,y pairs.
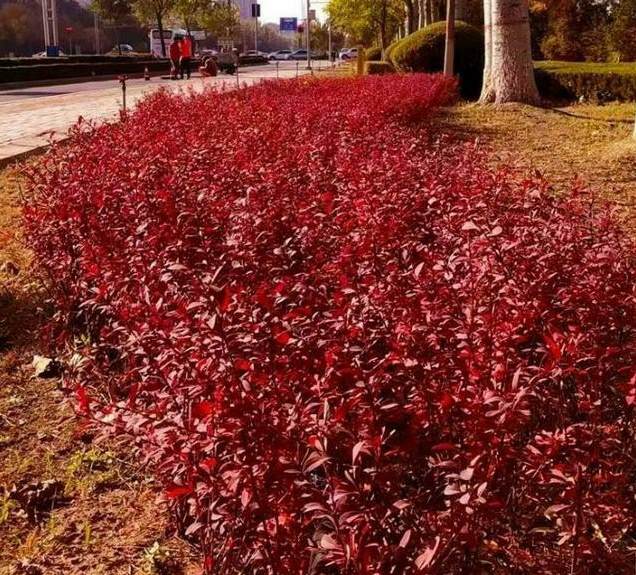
234,0 -> 252,19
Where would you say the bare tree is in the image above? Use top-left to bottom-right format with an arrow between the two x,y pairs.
480,0 -> 540,104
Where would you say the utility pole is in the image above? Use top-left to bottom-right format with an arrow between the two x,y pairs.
93,11 -> 101,54
252,3 -> 260,52
41,0 -> 49,48
41,0 -> 60,53
306,0 -> 311,70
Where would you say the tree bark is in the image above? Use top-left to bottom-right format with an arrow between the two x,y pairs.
380,0 -> 389,49
455,0 -> 466,20
444,0 -> 455,76
480,0 -> 494,101
480,0 -> 540,104
425,0 -> 433,24
405,0 -> 417,34
157,11 -> 166,57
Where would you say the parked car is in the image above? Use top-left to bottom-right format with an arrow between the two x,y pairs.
289,49 -> 322,61
242,50 -> 268,58
268,49 -> 292,60
198,48 -> 218,59
340,48 -> 359,61
32,50 -> 67,58
107,44 -> 136,55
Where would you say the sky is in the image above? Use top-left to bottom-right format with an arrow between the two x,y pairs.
260,0 -> 326,24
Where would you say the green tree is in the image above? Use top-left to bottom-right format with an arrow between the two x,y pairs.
309,21 -> 345,53
533,0 -> 612,61
610,0 -> 636,60
172,0 -> 207,32
199,0 -> 239,42
91,0 -> 132,54
133,0 -> 175,55
327,0 -> 404,51
0,4 -> 33,55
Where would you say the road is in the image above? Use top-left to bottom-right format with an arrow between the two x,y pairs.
0,61 -> 334,165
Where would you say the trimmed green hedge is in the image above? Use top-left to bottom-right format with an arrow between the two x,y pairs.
389,21 -> 484,98
0,60 -> 170,84
365,61 -> 394,75
384,40 -> 401,66
365,46 -> 382,61
0,54 -> 157,67
535,61 -> 636,102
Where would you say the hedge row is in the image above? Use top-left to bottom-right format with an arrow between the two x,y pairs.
0,54 -> 156,67
24,74 -> 636,573
365,46 -> 383,61
365,61 -> 395,75
535,60 -> 636,102
0,60 -> 171,83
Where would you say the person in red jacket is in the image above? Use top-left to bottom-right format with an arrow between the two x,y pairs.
179,35 -> 193,80
169,39 -> 181,80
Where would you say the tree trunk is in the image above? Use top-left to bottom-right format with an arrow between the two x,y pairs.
380,0 -> 388,49
425,0 -> 433,25
444,0 -> 455,75
157,11 -> 166,57
405,0 -> 417,34
480,0 -> 493,100
455,0 -> 466,20
434,0 -> 443,22
480,0 -> 540,104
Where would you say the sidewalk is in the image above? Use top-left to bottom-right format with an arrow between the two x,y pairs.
0,63 -> 321,166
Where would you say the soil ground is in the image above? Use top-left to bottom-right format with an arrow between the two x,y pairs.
0,98 -> 634,574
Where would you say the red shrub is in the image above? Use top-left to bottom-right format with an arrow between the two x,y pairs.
23,75 -> 636,574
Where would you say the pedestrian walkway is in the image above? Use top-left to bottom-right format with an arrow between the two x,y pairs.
0,62 -> 330,166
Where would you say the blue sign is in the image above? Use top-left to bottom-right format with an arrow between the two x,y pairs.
280,17 -> 298,33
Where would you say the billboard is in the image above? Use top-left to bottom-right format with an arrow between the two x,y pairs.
280,17 -> 298,33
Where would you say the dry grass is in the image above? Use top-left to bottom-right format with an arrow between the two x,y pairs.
438,102 -> 636,225
0,167 -> 198,575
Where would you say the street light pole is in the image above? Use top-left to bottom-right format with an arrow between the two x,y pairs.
94,11 -> 100,54
253,2 -> 258,52
306,0 -> 311,70
51,0 -> 59,47
41,0 -> 50,49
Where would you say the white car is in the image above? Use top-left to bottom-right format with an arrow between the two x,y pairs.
32,50 -> 67,58
340,48 -> 359,61
268,50 -> 292,60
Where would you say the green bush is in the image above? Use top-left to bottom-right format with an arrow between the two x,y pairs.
535,60 -> 636,102
365,61 -> 395,75
384,40 -> 402,67
365,46 -> 383,61
389,21 -> 484,98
